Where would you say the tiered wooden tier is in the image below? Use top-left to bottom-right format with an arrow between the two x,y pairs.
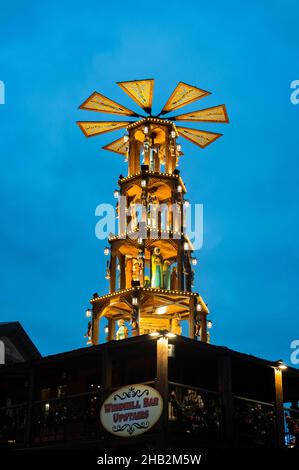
90,287 -> 209,343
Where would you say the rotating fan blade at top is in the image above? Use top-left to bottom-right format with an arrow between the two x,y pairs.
117,79 -> 154,114
176,126 -> 222,148
77,121 -> 132,137
170,104 -> 229,123
79,91 -> 139,117
160,82 -> 210,115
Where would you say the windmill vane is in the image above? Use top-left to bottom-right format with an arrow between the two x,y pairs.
77,79 -> 229,155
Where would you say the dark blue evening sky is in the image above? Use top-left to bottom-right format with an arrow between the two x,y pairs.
0,0 -> 298,364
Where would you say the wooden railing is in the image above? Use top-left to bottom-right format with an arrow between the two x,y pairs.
168,382 -> 222,442
0,386 -> 292,449
284,406 -> 299,448
233,396 -> 276,448
0,402 -> 27,447
31,391 -> 102,445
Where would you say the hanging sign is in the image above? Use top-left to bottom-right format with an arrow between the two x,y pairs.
100,384 -> 163,437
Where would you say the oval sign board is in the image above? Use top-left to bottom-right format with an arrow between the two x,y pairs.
100,384 -> 163,437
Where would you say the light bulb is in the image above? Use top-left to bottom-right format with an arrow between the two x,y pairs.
166,332 -> 176,338
277,360 -> 288,370
150,331 -> 160,337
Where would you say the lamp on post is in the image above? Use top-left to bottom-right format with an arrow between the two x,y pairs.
277,360 -> 288,370
85,309 -> 92,318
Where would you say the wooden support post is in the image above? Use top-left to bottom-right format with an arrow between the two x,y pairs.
101,345 -> 113,403
128,140 -> 134,176
135,142 -> 141,174
165,130 -> 170,173
108,319 -> 115,341
167,201 -> 171,231
141,188 -> 147,224
188,296 -> 195,339
169,152 -> 176,173
92,313 -> 99,345
110,252 -> 116,293
128,139 -> 139,176
177,241 -> 184,290
185,252 -> 192,292
156,337 -> 169,440
119,255 -> 126,289
24,364 -> 35,447
180,200 -> 184,233
199,312 -> 207,342
218,354 -> 234,446
144,141 -> 150,167
137,305 -> 141,336
274,368 -> 285,448
154,151 -> 160,172
149,248 -> 153,287
172,192 -> 179,232
134,141 -> 138,174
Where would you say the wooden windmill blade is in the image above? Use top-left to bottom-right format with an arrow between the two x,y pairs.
79,91 -> 139,117
170,104 -> 229,123
77,121 -> 132,137
160,82 -> 211,115
176,126 -> 223,148
102,136 -> 128,155
117,79 -> 154,114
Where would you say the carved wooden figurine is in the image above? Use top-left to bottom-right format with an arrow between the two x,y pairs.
116,319 -> 128,341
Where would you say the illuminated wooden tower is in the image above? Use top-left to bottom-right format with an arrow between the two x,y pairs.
77,79 -> 229,345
